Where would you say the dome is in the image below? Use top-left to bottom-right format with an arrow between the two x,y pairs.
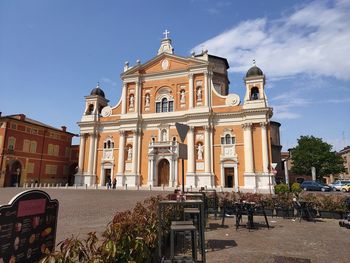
90,84 -> 105,98
246,65 -> 263,78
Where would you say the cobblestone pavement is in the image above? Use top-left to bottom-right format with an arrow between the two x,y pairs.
1,188 -> 349,262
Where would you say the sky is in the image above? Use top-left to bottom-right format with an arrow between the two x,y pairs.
0,0 -> 349,151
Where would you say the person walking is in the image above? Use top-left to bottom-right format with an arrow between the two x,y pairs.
112,177 -> 117,189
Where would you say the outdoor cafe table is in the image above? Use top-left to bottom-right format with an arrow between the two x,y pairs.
158,199 -> 206,262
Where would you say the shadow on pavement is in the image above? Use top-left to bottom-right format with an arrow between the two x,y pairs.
206,239 -> 237,251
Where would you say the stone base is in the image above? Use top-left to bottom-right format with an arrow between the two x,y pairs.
185,173 -> 214,188
84,174 -> 96,186
123,174 -> 139,187
243,172 -> 275,194
185,173 -> 196,188
196,173 -> 214,188
74,173 -> 84,186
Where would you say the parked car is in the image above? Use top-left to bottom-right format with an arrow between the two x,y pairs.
329,180 -> 350,191
340,184 -> 350,193
301,181 -> 332,192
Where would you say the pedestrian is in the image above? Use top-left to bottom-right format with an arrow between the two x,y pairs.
112,177 -> 116,189
106,176 -> 111,189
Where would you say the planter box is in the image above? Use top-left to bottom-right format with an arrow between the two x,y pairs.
261,208 -> 274,217
319,211 -> 343,219
276,208 -> 294,218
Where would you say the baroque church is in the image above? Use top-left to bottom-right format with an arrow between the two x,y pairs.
75,32 -> 277,193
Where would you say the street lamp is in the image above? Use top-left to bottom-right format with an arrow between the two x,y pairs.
16,167 -> 20,187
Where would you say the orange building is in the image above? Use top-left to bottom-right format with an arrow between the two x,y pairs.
76,33 -> 279,193
0,113 -> 78,187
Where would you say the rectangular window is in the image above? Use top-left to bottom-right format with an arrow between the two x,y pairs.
23,139 -> 30,152
45,164 -> 57,175
54,145 -> 59,156
27,163 -> 34,173
221,137 -> 225,144
30,141 -> 37,153
168,101 -> 174,112
156,102 -> 161,113
11,123 -> 17,130
231,137 -> 236,144
8,137 -> 16,150
48,144 -> 53,155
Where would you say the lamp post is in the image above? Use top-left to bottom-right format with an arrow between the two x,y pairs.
16,167 -> 20,187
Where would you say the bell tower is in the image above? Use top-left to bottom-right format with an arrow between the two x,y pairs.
82,83 -> 109,121
243,61 -> 268,109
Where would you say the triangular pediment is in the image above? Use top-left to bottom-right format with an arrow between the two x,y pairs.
122,53 -> 208,76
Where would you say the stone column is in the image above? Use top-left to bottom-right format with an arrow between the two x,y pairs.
234,163 -> 239,192
148,156 -> 154,186
204,71 -> 208,106
117,130 -> 125,175
121,84 -> 127,114
88,133 -> 96,175
261,122 -> 269,173
204,126 -> 211,173
135,80 -> 141,113
78,134 -> 86,173
187,126 -> 195,174
242,123 -> 254,173
188,73 -> 194,108
132,130 -> 139,174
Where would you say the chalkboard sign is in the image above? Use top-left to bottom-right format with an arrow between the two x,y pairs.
0,190 -> 59,263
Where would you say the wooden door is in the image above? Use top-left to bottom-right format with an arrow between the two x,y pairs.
224,168 -> 234,188
158,159 -> 170,186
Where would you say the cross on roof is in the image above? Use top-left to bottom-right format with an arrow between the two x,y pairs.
163,29 -> 170,39
253,59 -> 256,66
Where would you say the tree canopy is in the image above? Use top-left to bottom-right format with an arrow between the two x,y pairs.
290,136 -> 345,180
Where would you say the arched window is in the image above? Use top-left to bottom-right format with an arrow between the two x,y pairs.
156,97 -> 174,113
251,87 -> 259,100
221,134 -> 235,145
161,98 -> 168,112
86,104 -> 94,115
107,140 -> 111,149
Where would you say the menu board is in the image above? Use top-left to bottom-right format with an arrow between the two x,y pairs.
0,190 -> 59,263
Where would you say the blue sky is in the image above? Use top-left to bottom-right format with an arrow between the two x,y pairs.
1,0 -> 349,150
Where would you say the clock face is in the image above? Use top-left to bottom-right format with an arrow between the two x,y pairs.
161,59 -> 169,70
101,106 -> 112,117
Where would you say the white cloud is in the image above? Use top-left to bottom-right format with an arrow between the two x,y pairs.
193,0 -> 350,80
101,77 -> 117,87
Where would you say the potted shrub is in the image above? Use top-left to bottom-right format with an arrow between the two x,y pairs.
317,195 -> 347,219
275,193 -> 294,218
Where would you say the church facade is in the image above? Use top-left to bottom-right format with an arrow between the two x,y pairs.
75,33 -> 276,193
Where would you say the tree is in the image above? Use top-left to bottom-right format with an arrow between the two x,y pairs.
291,136 -> 345,180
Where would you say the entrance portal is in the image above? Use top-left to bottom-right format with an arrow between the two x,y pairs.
104,169 -> 111,186
157,159 -> 170,186
224,168 -> 234,188
4,161 -> 22,187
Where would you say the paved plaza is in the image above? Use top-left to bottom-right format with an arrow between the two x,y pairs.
1,188 -> 350,262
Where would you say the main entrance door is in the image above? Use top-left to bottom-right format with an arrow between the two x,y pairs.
224,168 -> 234,188
158,159 -> 170,186
4,161 -> 22,187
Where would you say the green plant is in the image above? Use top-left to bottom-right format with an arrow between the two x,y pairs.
291,183 -> 302,193
274,183 -> 290,194
41,195 -> 166,263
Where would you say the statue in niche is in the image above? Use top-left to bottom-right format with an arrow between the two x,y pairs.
180,90 -> 185,103
129,95 -> 134,108
127,147 -> 132,160
197,87 -> 202,101
145,94 -> 150,107
197,143 -> 203,160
